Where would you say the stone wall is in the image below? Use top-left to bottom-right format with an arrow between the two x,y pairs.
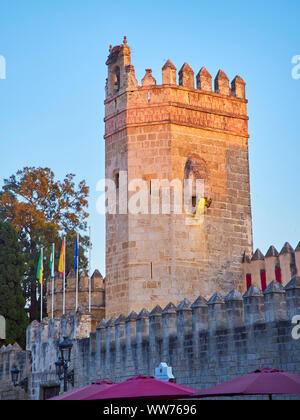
243,242 -> 300,290
23,277 -> 300,400
0,343 -> 28,400
46,269 -> 105,327
26,310 -> 98,400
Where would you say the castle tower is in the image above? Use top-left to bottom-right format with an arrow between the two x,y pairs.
46,269 -> 105,324
104,38 -> 253,319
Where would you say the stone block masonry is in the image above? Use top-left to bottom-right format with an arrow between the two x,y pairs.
105,38 -> 253,319
21,277 -> 300,400
46,269 -> 105,329
0,343 -> 28,400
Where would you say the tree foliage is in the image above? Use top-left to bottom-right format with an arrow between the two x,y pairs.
0,167 -> 89,322
0,220 -> 28,348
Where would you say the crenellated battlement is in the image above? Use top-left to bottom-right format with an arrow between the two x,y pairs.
105,39 -> 246,101
96,277 -> 300,340
22,276 -> 300,399
242,241 -> 300,291
104,38 -> 248,139
46,269 -> 105,324
104,72 -> 248,139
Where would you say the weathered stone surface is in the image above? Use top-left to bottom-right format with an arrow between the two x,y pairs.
14,292 -> 300,400
280,242 -> 294,255
285,276 -> 300,318
225,290 -> 244,329
231,75 -> 246,99
141,69 -> 156,87
162,59 -> 176,85
251,249 -> 265,261
104,39 -> 252,319
47,268 -> 105,326
196,67 -> 212,91
178,62 -> 194,89
214,70 -> 230,95
264,281 -> 287,322
265,245 -> 279,258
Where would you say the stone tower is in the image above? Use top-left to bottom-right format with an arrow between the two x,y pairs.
46,269 -> 105,326
104,37 -> 253,319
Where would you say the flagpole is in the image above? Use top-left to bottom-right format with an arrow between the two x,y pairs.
40,247 -> 43,322
51,243 -> 55,319
63,237 -> 66,315
76,233 -> 79,312
89,226 -> 92,313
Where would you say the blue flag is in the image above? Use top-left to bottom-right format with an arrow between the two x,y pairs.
74,235 -> 79,271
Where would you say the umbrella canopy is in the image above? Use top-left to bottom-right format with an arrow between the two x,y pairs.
193,368 -> 300,399
48,379 -> 115,400
84,375 -> 198,400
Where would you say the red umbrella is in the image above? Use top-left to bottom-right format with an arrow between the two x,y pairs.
48,379 -> 115,400
193,368 -> 300,400
83,375 -> 198,400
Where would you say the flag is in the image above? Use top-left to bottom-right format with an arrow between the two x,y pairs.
74,234 -> 79,271
58,239 -> 65,274
49,244 -> 55,279
195,197 -> 206,219
36,249 -> 43,284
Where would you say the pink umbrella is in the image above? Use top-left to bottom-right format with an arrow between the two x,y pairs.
48,379 -> 115,400
84,375 -> 198,400
193,368 -> 300,400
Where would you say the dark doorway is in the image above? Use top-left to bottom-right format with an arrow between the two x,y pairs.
42,385 -> 60,400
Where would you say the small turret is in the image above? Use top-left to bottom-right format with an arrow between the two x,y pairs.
196,67 -> 212,91
178,63 -> 194,89
231,75 -> 246,99
141,69 -> 156,86
162,59 -> 176,85
279,242 -> 296,285
106,36 -> 137,98
265,246 -> 279,286
214,70 -> 230,95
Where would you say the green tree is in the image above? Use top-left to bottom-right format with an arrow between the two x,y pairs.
0,220 -> 28,348
0,167 -> 89,322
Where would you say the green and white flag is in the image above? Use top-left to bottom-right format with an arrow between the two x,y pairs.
50,244 -> 55,279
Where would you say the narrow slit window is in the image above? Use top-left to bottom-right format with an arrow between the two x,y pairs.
115,172 -> 119,189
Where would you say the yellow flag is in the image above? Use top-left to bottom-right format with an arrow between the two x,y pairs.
58,239 -> 65,274
195,197 -> 206,219
36,249 -> 43,284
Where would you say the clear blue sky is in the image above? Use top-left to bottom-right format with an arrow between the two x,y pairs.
1,0 -> 299,275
